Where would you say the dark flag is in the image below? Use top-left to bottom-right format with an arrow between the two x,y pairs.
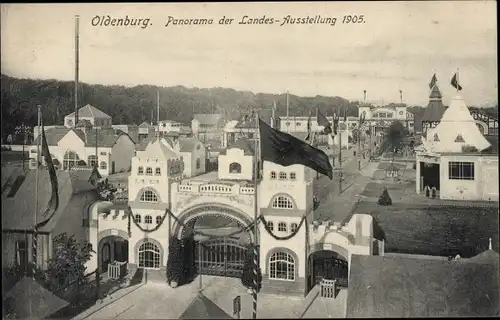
40,124 -> 59,218
429,73 -> 437,89
333,114 -> 339,135
344,111 -> 347,122
305,112 -> 312,141
451,73 -> 462,91
317,109 -> 332,135
88,166 -> 102,186
259,118 -> 333,179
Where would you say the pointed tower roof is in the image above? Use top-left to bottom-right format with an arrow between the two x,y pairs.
422,85 -> 446,122
424,95 -> 491,153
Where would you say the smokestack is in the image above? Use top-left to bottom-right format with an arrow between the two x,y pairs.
74,15 -> 80,126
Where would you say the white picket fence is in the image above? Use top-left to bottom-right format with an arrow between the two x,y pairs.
320,279 -> 337,298
108,261 -> 127,279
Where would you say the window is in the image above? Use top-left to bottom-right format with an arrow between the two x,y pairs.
100,161 -> 107,170
140,190 -> 159,203
156,216 -> 162,224
63,150 -> 80,170
448,161 -> 474,180
138,241 -> 160,269
88,155 -> 97,168
278,222 -> 287,232
267,221 -> 274,231
155,167 -> 161,176
145,215 -> 152,224
272,196 -> 294,209
146,167 -> 153,175
290,172 -> 296,180
229,162 -> 242,174
279,172 -> 287,180
291,223 -> 298,233
138,166 -> 144,175
454,134 -> 465,143
270,171 -> 276,180
134,214 -> 141,223
296,122 -> 302,126
269,252 -> 295,281
433,133 -> 440,142
196,158 -> 201,169
15,240 -> 28,268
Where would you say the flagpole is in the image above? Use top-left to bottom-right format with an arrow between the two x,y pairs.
252,112 -> 260,319
456,68 -> 460,93
33,105 -> 41,277
286,91 -> 289,133
157,90 -> 160,138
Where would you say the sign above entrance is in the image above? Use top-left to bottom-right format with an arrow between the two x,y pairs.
111,229 -> 118,236
323,243 -> 333,251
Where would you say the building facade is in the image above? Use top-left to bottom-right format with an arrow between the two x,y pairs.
358,103 -> 415,135
64,104 -> 112,128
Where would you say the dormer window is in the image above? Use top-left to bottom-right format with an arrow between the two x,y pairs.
433,133 -> 440,142
454,134 -> 465,143
270,171 -> 276,180
229,162 -> 242,174
155,167 -> 161,176
146,167 -> 153,175
138,166 -> 144,175
279,172 -> 287,180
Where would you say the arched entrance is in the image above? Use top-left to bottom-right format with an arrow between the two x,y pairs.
138,241 -> 161,269
307,250 -> 349,293
98,235 -> 129,273
174,204 -> 254,279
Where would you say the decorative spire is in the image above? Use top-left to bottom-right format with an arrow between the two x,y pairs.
429,85 -> 442,101
489,238 -> 492,250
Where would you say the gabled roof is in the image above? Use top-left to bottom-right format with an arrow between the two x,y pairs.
66,104 -> 111,119
140,137 -> 178,160
177,138 -> 203,152
33,127 -> 131,148
138,121 -> 152,128
346,254 -> 499,318
220,138 -> 254,156
193,114 -> 223,126
1,170 -> 97,232
179,293 -> 232,319
5,277 -> 69,320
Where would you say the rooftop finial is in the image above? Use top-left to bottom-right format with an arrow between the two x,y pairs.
488,238 -> 492,250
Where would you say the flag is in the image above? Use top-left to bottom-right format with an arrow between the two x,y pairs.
40,124 -> 59,218
343,111 -> 347,122
317,109 -> 332,135
259,118 -> 333,179
429,73 -> 437,89
451,73 -> 462,91
359,111 -> 366,127
333,114 -> 339,135
88,166 -> 102,186
305,112 -> 312,141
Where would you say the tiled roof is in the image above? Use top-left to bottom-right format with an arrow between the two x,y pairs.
66,104 -> 111,119
422,100 -> 446,122
220,138 -> 254,156
5,277 -> 69,320
193,114 -> 223,126
177,138 -> 203,152
34,127 -> 131,148
346,254 -> 499,318
179,293 -> 232,319
1,170 -> 97,232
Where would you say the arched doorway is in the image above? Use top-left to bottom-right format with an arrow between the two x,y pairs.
138,241 -> 161,269
307,250 -> 349,293
99,235 -> 129,273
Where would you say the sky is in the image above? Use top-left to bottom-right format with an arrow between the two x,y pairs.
1,2 -> 497,107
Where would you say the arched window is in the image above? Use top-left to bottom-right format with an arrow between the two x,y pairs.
88,155 -> 97,168
290,172 -> 296,181
267,221 -> 274,231
269,252 -> 295,281
196,158 -> 201,169
279,172 -> 287,180
156,216 -> 162,224
155,167 -> 161,176
134,214 -> 141,223
229,162 -> 242,174
140,190 -> 159,203
138,166 -> 144,175
146,167 -> 153,175
272,196 -> 294,209
270,171 -> 276,180
100,161 -> 107,170
278,222 -> 287,232
290,223 -> 298,233
138,241 -> 160,269
63,150 -> 80,170
145,215 -> 152,224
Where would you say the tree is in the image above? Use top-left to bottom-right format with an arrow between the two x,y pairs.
241,245 -> 262,292
378,187 -> 393,206
45,233 -> 94,293
381,121 -> 407,155
166,237 -> 183,287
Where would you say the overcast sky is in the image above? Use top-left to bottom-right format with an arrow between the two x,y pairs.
1,2 -> 497,107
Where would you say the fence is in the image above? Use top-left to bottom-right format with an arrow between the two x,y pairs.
108,261 -> 128,280
319,279 -> 337,299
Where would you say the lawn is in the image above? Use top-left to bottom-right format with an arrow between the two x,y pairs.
352,201 -> 499,258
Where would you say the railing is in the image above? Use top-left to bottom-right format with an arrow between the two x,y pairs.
319,279 -> 337,298
108,261 -> 127,280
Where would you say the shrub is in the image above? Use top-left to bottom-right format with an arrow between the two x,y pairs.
166,237 -> 183,287
378,187 -> 392,206
241,245 -> 262,292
